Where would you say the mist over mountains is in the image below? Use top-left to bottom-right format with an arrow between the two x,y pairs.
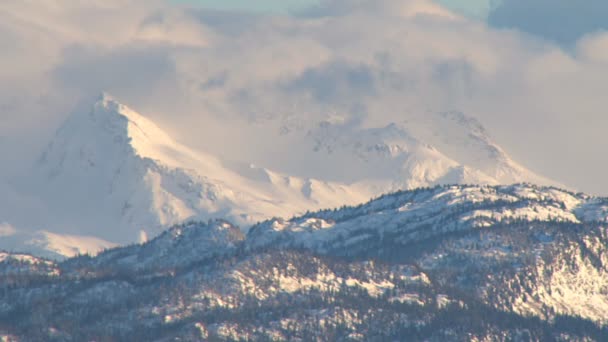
2,0 -> 608,196
0,1 -> 606,340
0,94 -> 556,258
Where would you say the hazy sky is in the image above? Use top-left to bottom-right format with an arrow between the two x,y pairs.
177,0 -> 493,17
173,0 -> 320,13
1,0 -> 607,195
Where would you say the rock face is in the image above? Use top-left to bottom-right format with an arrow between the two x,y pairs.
1,184 -> 607,341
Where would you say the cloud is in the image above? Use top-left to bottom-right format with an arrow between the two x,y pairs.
577,32 -> 608,63
0,223 -> 16,237
488,0 -> 608,46
53,45 -> 176,98
0,0 -> 209,167
0,0 -> 607,195
285,61 -> 376,103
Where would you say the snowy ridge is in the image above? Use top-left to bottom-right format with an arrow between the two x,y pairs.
405,111 -> 545,184
1,184 -> 608,340
247,184 -> 605,254
0,252 -> 59,277
0,229 -> 116,260
64,220 -> 244,274
302,112 -> 555,192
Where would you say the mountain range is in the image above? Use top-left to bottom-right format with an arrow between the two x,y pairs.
1,184 -> 607,340
1,95 -> 605,340
0,94 -> 557,258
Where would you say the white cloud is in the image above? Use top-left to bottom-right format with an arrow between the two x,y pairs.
0,223 -> 16,237
577,33 -> 608,64
0,0 -> 606,194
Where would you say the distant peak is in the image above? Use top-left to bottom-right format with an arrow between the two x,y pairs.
42,92 -> 179,161
89,93 -> 147,127
98,91 -> 113,102
93,92 -> 123,112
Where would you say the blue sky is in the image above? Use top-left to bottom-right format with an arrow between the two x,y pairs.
174,0 -> 495,17
175,0 -> 608,45
436,0 -> 495,18
172,0 -> 322,13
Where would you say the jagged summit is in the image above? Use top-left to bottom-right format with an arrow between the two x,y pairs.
301,112 -> 554,191
96,91 -> 116,107
30,94 -> 239,242
59,93 -> 201,169
89,93 -> 145,131
401,111 -> 555,185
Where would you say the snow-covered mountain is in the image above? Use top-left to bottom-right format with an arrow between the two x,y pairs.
17,94 -> 367,246
0,182 -> 117,259
247,184 -> 591,250
0,229 -> 116,260
1,94 -> 558,258
298,111 -> 553,191
2,184 -> 607,341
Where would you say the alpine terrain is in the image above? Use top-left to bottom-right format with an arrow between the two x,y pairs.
0,94 -> 557,258
1,184 -> 607,340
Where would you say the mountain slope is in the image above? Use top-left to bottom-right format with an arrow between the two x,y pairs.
403,111 -> 553,185
0,230 -> 116,259
1,185 -> 607,341
247,184 -> 594,253
299,112 -> 554,192
0,182 -> 116,259
20,94 -> 368,245
3,95 -> 561,258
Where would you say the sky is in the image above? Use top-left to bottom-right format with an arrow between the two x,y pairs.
173,0 -> 321,13
1,0 -> 608,194
177,0 -> 493,17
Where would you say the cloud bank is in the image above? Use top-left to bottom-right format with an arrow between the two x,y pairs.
0,0 -> 607,194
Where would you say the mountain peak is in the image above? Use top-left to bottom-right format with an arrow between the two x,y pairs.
14,98 -> 563,257
30,94 -> 208,242
91,92 -> 129,119
77,93 -> 189,166
97,91 -> 115,105
89,93 -> 154,135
